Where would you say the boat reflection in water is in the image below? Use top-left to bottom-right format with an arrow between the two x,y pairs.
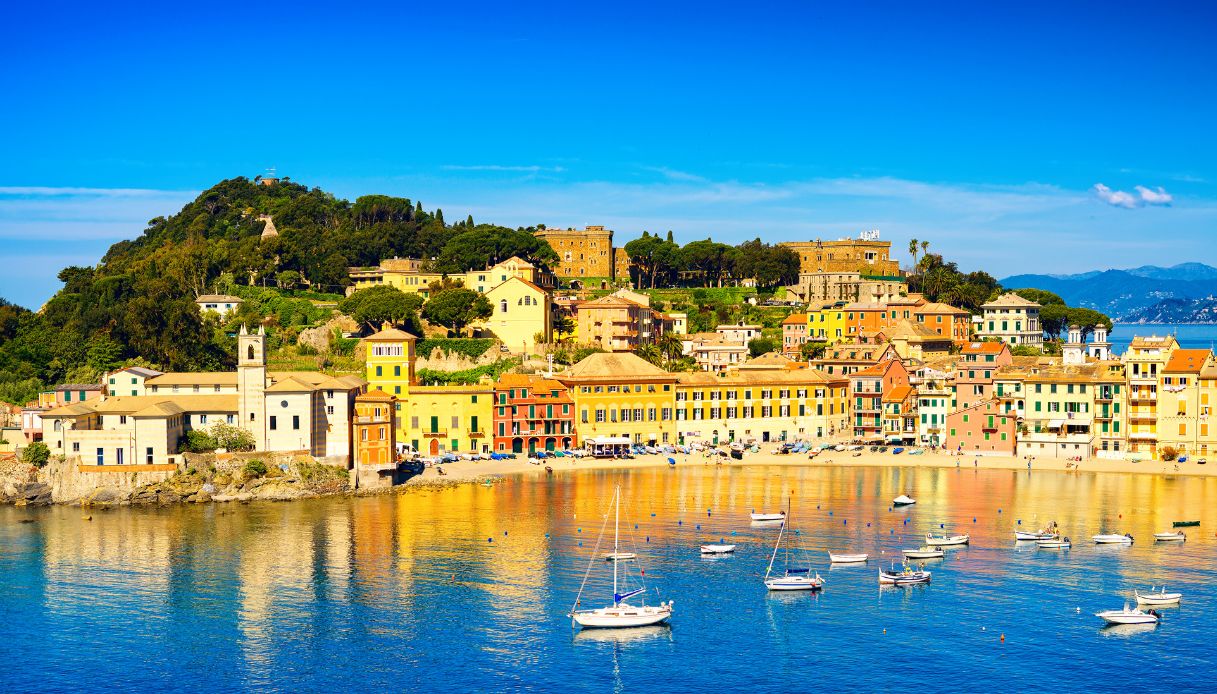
1100,622 -> 1159,638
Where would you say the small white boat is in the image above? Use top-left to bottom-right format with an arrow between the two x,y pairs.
603,552 -> 637,561
1134,587 -> 1182,606
1015,531 -> 1056,541
751,511 -> 786,522
828,552 -> 869,563
902,546 -> 944,559
924,533 -> 969,547
1036,537 -> 1072,549
700,544 -> 736,555
879,565 -> 931,585
1096,604 -> 1160,626
892,495 -> 916,506
1093,533 -> 1134,544
1154,531 -> 1186,542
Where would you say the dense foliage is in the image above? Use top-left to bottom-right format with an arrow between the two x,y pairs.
623,233 -> 799,289
416,338 -> 496,360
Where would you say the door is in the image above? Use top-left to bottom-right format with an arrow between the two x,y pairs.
429,439 -> 439,456
430,416 -> 439,433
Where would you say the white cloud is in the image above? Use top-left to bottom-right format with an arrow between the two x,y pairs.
1091,183 -> 1173,208
1092,183 -> 1140,208
1135,185 -> 1173,205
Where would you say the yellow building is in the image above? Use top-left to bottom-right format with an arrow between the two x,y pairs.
348,256 -> 554,297
402,384 -> 494,456
1123,335 -> 1178,459
1157,349 -> 1217,459
473,276 -> 552,354
1003,360 -> 1128,460
362,327 -> 418,436
556,352 -> 678,445
809,302 -> 850,344
673,366 -> 848,444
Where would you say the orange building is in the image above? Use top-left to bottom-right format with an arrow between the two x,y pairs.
352,390 -> 398,488
914,302 -> 972,343
945,399 -> 1016,455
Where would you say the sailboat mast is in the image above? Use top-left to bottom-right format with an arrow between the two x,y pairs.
613,485 -> 620,604
765,515 -> 783,580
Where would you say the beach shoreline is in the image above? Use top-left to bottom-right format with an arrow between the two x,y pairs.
407,447 -> 1214,486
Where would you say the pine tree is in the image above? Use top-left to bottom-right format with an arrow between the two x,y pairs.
466,214 -> 474,228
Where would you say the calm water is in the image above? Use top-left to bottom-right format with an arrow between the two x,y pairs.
3,466 -> 1216,692
1111,323 -> 1217,353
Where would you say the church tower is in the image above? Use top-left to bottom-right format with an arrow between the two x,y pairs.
238,325 -> 269,450
1062,324 -> 1085,365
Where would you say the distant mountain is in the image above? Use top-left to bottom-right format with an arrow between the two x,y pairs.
1121,297 -> 1217,324
1001,263 -> 1217,321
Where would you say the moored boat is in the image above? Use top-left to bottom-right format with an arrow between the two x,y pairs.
700,544 -> 736,555
828,552 -> 869,563
1172,520 -> 1199,527
1134,587 -> 1182,606
570,486 -> 673,629
925,533 -> 969,547
763,500 -> 823,591
879,565 -> 931,585
603,552 -> 637,561
1093,533 -> 1134,544
1153,531 -> 1186,542
892,495 -> 916,506
1036,537 -> 1071,549
1015,522 -> 1059,541
902,546 -> 944,559
751,511 -> 786,522
1096,604 -> 1160,626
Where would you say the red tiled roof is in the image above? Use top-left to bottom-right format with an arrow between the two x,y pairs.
1164,349 -> 1211,373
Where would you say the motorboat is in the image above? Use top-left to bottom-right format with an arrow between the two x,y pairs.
1093,533 -> 1134,544
1015,522 -> 1059,541
1134,587 -> 1182,606
603,552 -> 637,561
1153,531 -> 1186,542
571,486 -> 673,629
763,500 -> 824,591
828,552 -> 869,563
879,565 -> 931,585
902,546 -> 944,559
1036,537 -> 1072,549
751,511 -> 786,522
1096,604 -> 1160,626
700,544 -> 736,555
924,533 -> 969,547
892,495 -> 916,506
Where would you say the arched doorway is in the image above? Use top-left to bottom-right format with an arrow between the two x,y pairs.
528,438 -> 539,455
429,439 -> 439,456
562,437 -> 572,450
512,438 -> 523,454
545,438 -> 555,451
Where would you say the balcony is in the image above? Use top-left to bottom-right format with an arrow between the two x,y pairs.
423,430 -> 448,438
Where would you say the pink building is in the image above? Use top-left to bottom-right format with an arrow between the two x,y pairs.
849,358 -> 910,441
954,342 -> 1013,411
945,399 -> 1016,455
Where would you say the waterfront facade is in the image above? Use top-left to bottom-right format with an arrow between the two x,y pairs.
557,353 -> 678,445
402,384 -> 493,456
493,374 -> 577,453
973,293 -> 1043,349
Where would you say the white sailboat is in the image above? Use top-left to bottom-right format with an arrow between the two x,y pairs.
570,486 -> 673,629
828,552 -> 869,563
924,533 -> 969,547
1134,587 -> 1182,606
763,500 -> 824,591
1093,533 -> 1134,544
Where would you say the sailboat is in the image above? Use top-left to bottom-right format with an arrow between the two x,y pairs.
763,499 -> 825,591
569,486 -> 673,629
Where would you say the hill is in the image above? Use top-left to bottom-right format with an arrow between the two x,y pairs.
1001,263 -> 1217,320
1120,297 -> 1217,324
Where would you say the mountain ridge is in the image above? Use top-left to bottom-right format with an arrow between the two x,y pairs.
1001,263 -> 1217,321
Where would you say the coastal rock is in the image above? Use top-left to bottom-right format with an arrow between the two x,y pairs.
83,487 -> 127,505
194,489 -> 212,503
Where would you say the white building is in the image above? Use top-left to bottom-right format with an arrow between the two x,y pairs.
196,294 -> 244,318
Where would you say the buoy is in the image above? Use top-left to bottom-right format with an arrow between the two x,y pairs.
817,505 -> 821,509
883,628 -> 887,635
579,541 -> 582,546
696,524 -> 701,530
829,511 -> 833,516
1017,519 -> 1022,525
731,531 -> 736,535
843,520 -> 847,525
651,513 -> 656,517
678,520 -> 683,526
488,538 -> 493,543
646,536 -> 650,542
973,518 -> 977,523
503,531 -> 508,536
1000,633 -> 1005,643
578,528 -> 582,532
545,533 -> 550,538
998,509 -> 1002,513
940,523 -> 944,528
867,522 -> 871,527
635,524 -> 638,529
981,627 -> 986,631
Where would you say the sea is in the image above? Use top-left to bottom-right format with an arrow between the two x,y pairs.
1111,323 -> 1217,353
3,465 -> 1215,692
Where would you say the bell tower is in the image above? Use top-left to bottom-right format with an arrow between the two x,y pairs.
238,325 -> 268,450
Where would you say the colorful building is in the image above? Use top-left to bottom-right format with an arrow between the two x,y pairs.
1156,349 -> 1217,460
362,327 -> 418,435
352,390 -> 398,488
1123,334 -> 1178,459
474,276 -> 552,354
493,374 -> 577,453
945,400 -> 1016,455
781,313 -> 810,358
674,368 -> 848,444
402,384 -> 494,456
973,293 -> 1043,350
780,235 -> 901,276
849,358 -> 910,441
557,353 -> 677,445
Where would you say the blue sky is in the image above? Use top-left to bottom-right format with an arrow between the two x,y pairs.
2,1 -> 1215,308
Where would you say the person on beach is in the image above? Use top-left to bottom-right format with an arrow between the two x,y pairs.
973,457 -> 978,468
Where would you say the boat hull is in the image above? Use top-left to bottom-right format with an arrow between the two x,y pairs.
1015,531 -> 1056,541
925,535 -> 969,547
1135,592 -> 1181,605
572,604 -> 673,628
765,577 -> 824,591
603,553 -> 637,561
751,513 -> 785,522
1096,611 -> 1158,626
1036,540 -> 1071,549
700,544 -> 736,555
892,496 -> 916,506
1154,532 -> 1186,542
902,550 -> 944,559
1092,535 -> 1133,544
879,571 -> 931,585
829,553 -> 869,563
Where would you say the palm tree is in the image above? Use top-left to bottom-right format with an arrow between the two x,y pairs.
908,238 -> 919,270
633,344 -> 662,367
919,240 -> 930,272
656,333 -> 684,363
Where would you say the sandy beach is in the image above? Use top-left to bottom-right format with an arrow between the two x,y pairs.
407,447 -> 1214,485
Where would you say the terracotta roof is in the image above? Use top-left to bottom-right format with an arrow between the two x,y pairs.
195,294 -> 243,303
146,372 -> 237,386
883,385 -> 914,402
916,302 -> 969,315
54,383 -> 103,392
79,394 -> 238,416
887,319 -> 949,341
111,366 -> 163,378
363,327 -> 419,342
558,353 -> 675,382
41,402 -> 97,418
782,313 -> 809,325
982,292 -> 1041,308
675,367 -> 837,386
1164,349 -> 1211,374
357,390 -> 395,402
960,341 -> 1008,355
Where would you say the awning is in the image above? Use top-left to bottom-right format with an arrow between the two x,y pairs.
1047,418 -> 1066,428
587,436 -> 630,445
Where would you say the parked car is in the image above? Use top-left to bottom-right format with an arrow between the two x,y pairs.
891,447 -> 905,454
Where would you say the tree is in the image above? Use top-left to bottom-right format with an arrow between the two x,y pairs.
434,227 -> 558,273
339,286 -> 424,333
21,441 -> 51,468
748,336 -> 778,358
553,316 -> 576,340
85,334 -> 125,374
1011,288 -> 1066,306
1067,307 -> 1113,340
1038,303 -> 1071,340
799,340 -> 828,361
422,288 -> 492,336
908,238 -> 920,269
275,270 -> 301,290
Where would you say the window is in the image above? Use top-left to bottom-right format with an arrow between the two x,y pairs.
96,448 -> 104,465
270,416 -> 277,430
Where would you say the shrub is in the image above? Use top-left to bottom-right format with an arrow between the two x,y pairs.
209,423 -> 256,452
181,430 -> 217,453
1161,446 -> 1180,462
21,442 -> 51,468
243,460 -> 269,477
